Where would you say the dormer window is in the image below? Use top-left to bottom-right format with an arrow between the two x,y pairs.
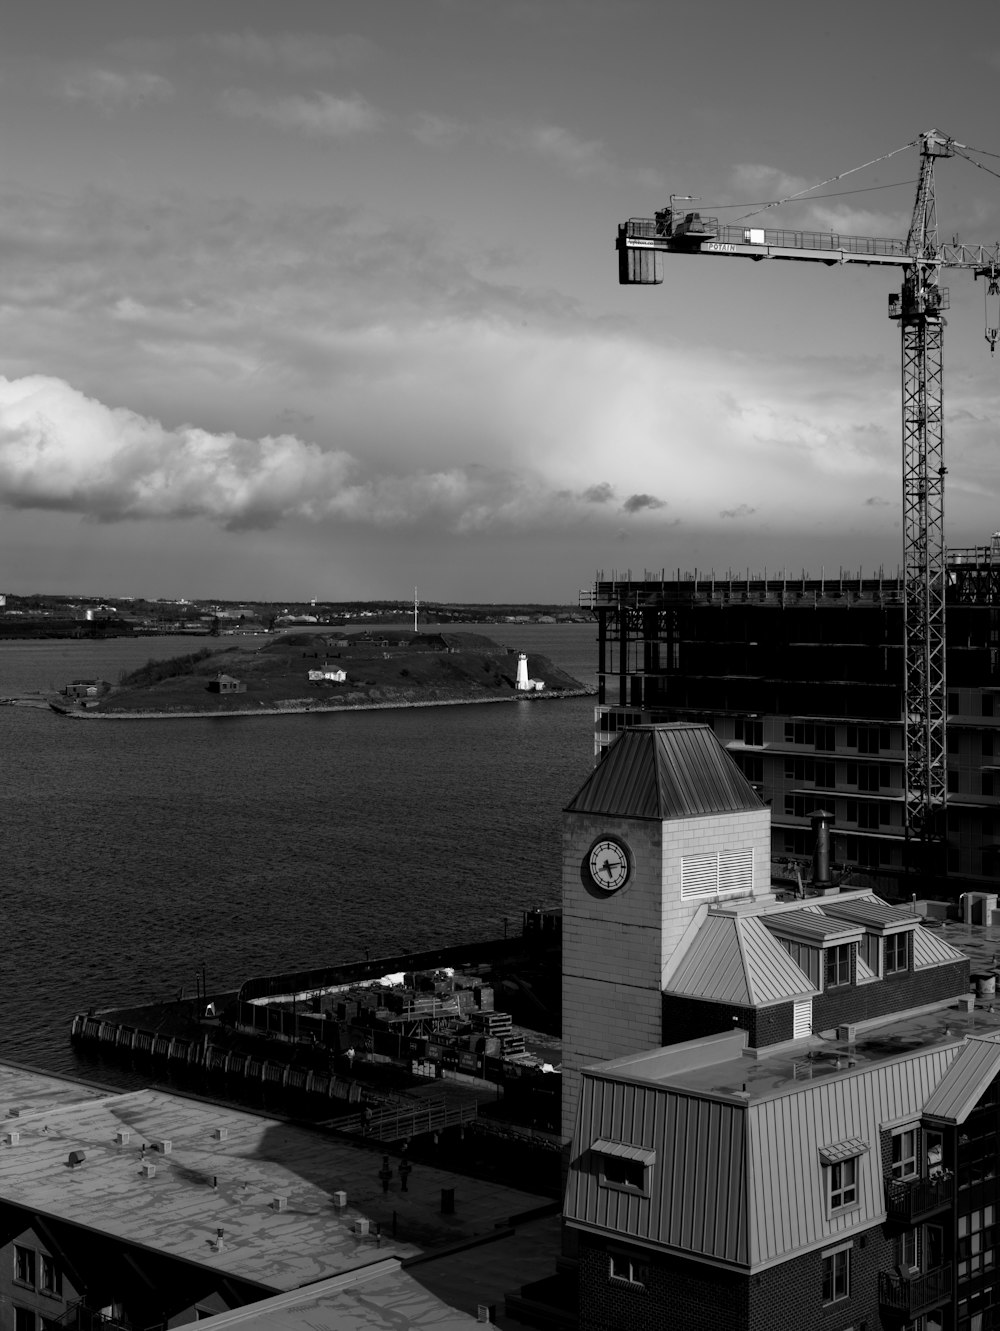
592,1139 -> 655,1195
824,943 -> 852,989
885,932 -> 908,974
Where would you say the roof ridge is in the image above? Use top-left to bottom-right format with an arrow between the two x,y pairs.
733,916 -> 757,1006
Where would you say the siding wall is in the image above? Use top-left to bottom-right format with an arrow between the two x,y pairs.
566,1073 -> 748,1265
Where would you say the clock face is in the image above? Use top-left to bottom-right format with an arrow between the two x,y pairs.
586,837 -> 632,893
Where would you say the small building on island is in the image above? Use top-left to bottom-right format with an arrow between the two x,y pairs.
206,673 -> 245,694
307,664 -> 348,684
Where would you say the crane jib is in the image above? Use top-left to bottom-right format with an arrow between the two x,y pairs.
621,224 -> 1000,272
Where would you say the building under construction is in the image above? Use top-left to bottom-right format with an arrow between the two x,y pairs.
592,541 -> 1000,894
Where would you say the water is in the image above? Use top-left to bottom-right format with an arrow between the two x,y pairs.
0,623 -> 597,1073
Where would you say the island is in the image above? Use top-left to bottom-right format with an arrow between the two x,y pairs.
50,630 -> 591,718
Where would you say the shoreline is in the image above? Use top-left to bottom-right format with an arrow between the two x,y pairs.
49,687 -> 597,720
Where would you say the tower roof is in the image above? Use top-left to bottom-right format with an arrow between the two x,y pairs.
565,723 -> 764,821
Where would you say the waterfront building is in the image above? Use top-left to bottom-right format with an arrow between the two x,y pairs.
590,547 -> 1000,893
0,1065 -> 556,1330
560,718 -> 997,1331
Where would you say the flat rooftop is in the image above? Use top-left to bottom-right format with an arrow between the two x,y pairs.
0,1064 -> 551,1295
599,914 -> 1000,1105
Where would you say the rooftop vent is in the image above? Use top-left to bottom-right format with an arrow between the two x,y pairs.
67,1150 -> 86,1168
213,1127 -> 228,1141
4,1131 -> 19,1146
272,1196 -> 287,1212
140,1161 -> 156,1178
115,1129 -> 131,1146
154,1139 -> 172,1154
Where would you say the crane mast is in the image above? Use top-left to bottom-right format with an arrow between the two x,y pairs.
615,129 -> 1000,863
893,131 -> 951,852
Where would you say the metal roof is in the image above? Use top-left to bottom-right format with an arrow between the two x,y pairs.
665,914 -> 817,1007
565,724 -> 764,821
922,1034 -> 1000,1124
763,912 -> 863,946
912,923 -> 968,969
819,896 -> 918,933
818,1137 -> 869,1165
591,1139 -> 656,1164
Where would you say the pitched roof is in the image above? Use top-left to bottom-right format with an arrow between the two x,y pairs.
923,1035 -> 1000,1124
565,724 -> 764,822
666,913 -> 818,1007
819,895 -> 918,933
912,922 -> 968,969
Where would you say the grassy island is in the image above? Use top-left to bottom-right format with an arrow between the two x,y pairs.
67,630 -> 588,717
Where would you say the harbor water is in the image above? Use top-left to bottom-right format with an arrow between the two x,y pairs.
0,623 -> 596,1075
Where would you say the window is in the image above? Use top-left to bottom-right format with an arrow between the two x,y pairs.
737,752 -> 763,783
949,692 -> 960,715
948,771 -> 959,794
825,944 -> 852,989
984,733 -> 995,759
892,1128 -> 919,1179
593,1139 -> 654,1194
886,933 -> 909,975
829,1158 -> 858,1211
40,1255 -> 61,1297
14,1246 -> 35,1288
601,1156 -> 645,1189
609,1251 -> 648,1286
899,1226 -> 919,1271
822,1247 -> 850,1303
14,1310 -> 35,1331
985,695 -> 995,718
984,774 -> 995,798
735,717 -> 763,746
959,1207 -> 996,1279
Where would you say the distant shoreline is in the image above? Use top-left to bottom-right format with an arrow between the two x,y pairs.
50,687 -> 597,720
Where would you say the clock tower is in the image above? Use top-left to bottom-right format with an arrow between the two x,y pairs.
561,723 -> 772,1138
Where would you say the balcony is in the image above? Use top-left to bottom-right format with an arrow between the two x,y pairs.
884,1171 -> 954,1223
879,1263 -> 952,1318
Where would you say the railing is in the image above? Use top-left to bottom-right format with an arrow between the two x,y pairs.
878,1263 -> 952,1316
623,218 -> 908,258
329,1097 -> 478,1141
884,1171 -> 953,1223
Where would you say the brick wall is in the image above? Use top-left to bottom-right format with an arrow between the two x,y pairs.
577,1222 -> 896,1331
746,1221 -> 894,1331
577,1232 -> 749,1331
662,995 -> 794,1048
813,959 -> 969,1030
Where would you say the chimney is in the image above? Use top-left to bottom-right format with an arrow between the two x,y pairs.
810,809 -> 835,891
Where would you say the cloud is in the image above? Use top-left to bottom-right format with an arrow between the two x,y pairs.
409,112 -> 466,148
220,88 -> 380,137
864,496 -> 891,507
622,493 -> 666,513
61,68 -> 174,111
207,31 -> 374,71
492,121 -> 662,188
2,182 -> 998,568
0,373 -> 565,531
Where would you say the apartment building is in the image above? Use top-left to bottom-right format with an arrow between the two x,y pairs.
590,552 -> 1000,892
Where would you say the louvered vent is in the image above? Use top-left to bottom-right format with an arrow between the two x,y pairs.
681,848 -> 753,900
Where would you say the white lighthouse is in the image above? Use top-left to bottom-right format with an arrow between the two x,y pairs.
515,653 -> 544,692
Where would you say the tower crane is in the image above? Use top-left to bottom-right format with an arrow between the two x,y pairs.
617,130 -> 1000,860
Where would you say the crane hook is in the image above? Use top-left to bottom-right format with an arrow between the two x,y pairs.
976,264 -> 1000,356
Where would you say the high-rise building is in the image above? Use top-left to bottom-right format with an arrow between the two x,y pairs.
591,546 -> 1000,893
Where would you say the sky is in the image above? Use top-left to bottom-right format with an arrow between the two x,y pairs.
3,0 -> 1000,601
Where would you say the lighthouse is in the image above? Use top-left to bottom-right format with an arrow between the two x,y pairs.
515,653 -> 543,692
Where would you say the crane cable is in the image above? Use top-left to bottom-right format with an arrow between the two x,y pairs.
733,139 -> 918,224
